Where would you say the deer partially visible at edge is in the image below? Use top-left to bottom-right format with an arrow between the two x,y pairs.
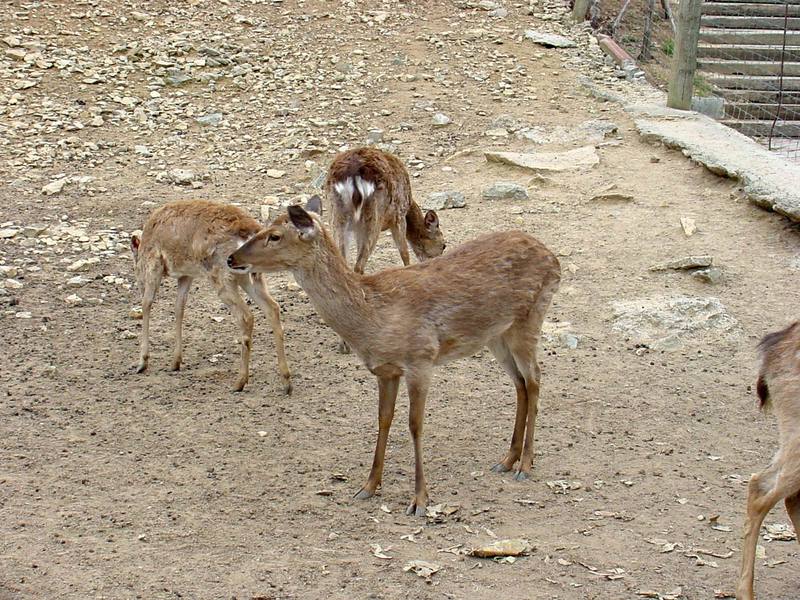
131,200 -> 291,393
227,197 -> 561,516
736,321 -> 800,600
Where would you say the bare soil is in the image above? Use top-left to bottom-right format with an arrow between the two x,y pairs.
1,1 -> 798,599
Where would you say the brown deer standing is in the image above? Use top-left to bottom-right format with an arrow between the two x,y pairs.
737,321 -> 800,600
325,147 -> 445,275
131,200 -> 291,393
228,197 -> 561,516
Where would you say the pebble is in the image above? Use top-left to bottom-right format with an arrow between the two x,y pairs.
432,113 -> 451,127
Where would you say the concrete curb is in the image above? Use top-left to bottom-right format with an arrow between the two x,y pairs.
627,104 -> 800,222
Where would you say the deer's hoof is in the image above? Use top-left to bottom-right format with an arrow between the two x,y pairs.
490,462 -> 511,473
233,379 -> 247,392
170,361 -> 181,372
283,379 -> 293,396
337,340 -> 351,354
513,470 -> 530,481
135,361 -> 147,374
354,487 -> 375,500
405,501 -> 428,518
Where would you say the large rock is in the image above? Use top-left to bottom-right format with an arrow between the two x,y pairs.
485,146 -> 599,173
524,30 -> 577,48
610,295 -> 738,350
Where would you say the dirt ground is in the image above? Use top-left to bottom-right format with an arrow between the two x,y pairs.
1,1 -> 798,599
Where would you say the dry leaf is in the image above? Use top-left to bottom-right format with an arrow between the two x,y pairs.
403,560 -> 440,579
470,538 -> 532,558
370,544 -> 393,560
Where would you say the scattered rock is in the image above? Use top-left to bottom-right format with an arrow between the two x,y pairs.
196,113 -> 223,126
424,191 -> 466,210
485,147 -> 599,173
134,145 -> 152,157
67,275 -> 91,287
64,294 -> 83,306
692,267 -> 723,285
2,279 -> 23,290
524,30 -> 577,49
66,257 -> 101,272
610,295 -> 738,350
266,169 -> 286,179
432,113 -> 451,127
680,217 -> 697,236
590,191 -> 634,203
42,178 -> 68,196
482,182 -> 529,201
650,256 -> 713,271
0,228 -> 19,239
366,129 -> 384,144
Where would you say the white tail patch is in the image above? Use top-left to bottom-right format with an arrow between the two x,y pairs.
334,176 -> 375,222
333,178 -> 355,204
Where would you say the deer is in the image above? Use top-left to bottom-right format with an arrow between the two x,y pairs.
227,196 -> 561,516
325,146 -> 445,275
736,321 -> 800,600
130,200 -> 292,394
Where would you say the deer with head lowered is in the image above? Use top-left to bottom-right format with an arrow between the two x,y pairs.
228,197 -> 561,516
131,200 -> 291,393
325,147 -> 445,275
736,321 -> 800,600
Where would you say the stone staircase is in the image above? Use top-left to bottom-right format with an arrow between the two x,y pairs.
698,0 -> 800,139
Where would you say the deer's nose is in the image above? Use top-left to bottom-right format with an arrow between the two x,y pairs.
227,255 -> 235,268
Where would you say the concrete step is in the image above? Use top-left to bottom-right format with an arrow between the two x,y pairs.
702,3 -> 800,17
699,27 -> 800,44
698,43 -> 800,61
725,102 -> 800,119
721,118 -> 800,137
699,58 -> 800,76
717,88 -> 800,103
701,15 -> 800,29
709,73 -> 800,89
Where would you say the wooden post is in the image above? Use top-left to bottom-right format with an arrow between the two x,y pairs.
572,0 -> 591,22
667,0 -> 703,110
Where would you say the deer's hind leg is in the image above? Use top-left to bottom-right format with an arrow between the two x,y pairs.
171,276 -> 193,371
136,264 -> 163,374
239,273 -> 292,394
389,217 -> 411,267
488,337 -> 528,476
209,271 -> 254,392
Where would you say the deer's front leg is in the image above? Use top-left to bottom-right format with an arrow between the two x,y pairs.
356,375 -> 400,500
405,370 -> 432,517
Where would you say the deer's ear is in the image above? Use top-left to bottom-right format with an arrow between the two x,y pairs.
130,235 -> 141,256
424,210 -> 439,231
305,194 -> 322,216
288,204 -> 318,240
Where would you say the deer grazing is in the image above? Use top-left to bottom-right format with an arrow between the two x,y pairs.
227,197 -> 561,516
736,321 -> 800,600
130,200 -> 291,393
325,147 -> 445,274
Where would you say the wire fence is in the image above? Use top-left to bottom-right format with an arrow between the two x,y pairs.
599,0 -> 800,162
696,0 -> 800,162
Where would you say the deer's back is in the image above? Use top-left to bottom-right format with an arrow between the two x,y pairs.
362,231 -> 560,346
141,200 -> 261,275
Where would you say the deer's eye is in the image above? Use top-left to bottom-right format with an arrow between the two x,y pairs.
267,234 -> 281,243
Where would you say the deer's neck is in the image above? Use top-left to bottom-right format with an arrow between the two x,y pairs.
292,233 -> 377,343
